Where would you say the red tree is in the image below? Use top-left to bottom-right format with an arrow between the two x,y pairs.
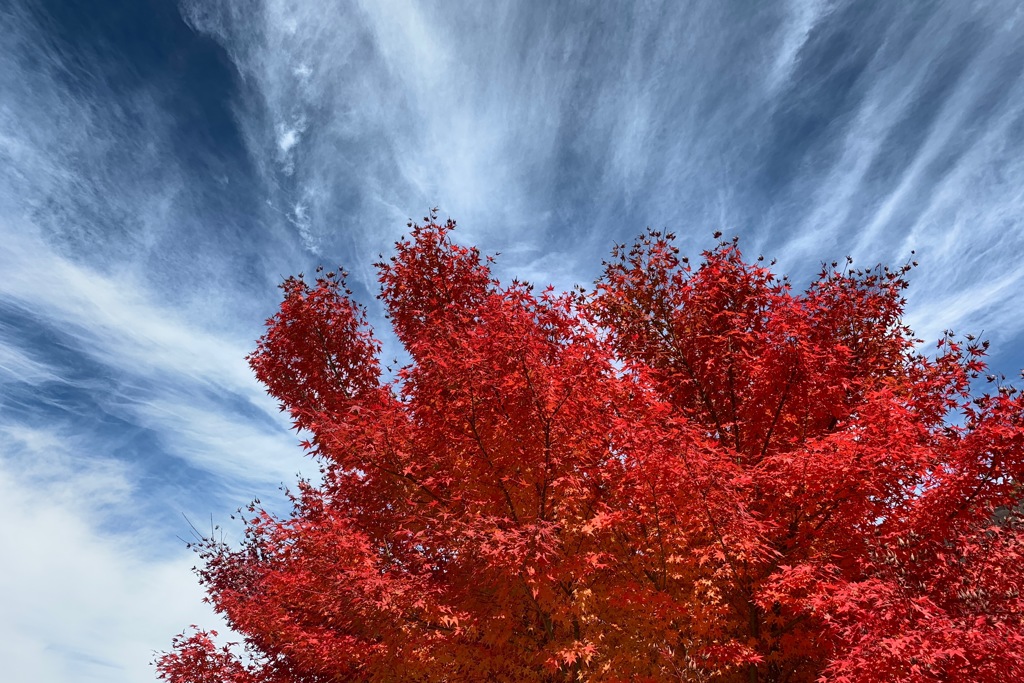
158,216 -> 1024,682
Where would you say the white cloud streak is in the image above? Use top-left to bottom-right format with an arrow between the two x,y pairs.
182,0 -> 1024,353
770,2 -> 1024,345
0,427 -> 230,683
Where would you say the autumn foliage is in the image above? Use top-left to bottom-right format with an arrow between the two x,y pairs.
158,216 -> 1024,682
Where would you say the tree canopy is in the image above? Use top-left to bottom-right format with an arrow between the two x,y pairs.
158,216 -> 1024,682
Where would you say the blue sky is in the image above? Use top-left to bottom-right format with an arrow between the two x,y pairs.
2,1 -> 1024,681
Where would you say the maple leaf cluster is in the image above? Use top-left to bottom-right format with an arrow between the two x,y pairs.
157,216 -> 1024,682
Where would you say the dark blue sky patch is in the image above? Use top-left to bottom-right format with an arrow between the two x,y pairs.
758,6 -> 881,199
861,25 -> 983,188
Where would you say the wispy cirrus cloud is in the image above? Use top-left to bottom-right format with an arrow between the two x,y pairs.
0,426 -> 227,683
761,1 -> 1024,346
0,179 -> 299,683
0,6 -> 308,680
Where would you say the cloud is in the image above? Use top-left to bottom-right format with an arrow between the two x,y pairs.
0,341 -> 63,386
0,0 -> 308,491
0,229 -> 310,502
768,0 -> 833,92
1,231 -> 246,383
764,2 -> 1024,345
0,427 -> 230,683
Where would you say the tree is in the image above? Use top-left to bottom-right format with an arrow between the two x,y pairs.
157,215 -> 1024,683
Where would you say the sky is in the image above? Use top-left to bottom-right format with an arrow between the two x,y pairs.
2,1 -> 1024,681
